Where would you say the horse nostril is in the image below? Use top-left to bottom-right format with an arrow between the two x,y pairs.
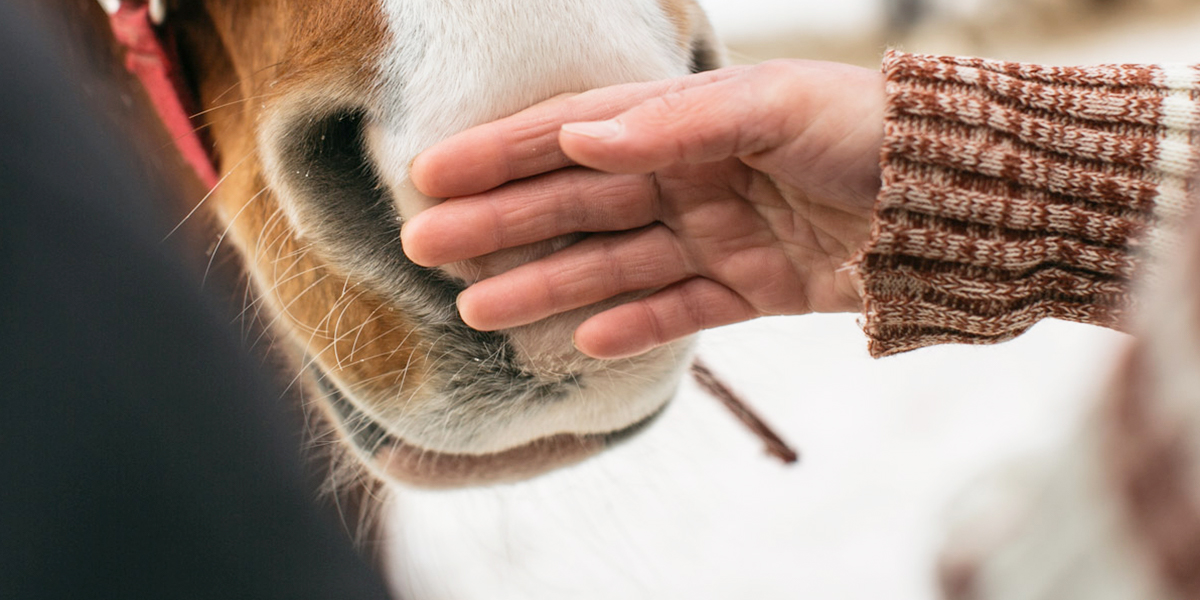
268,107 -> 434,299
276,109 -> 384,223
264,104 -> 510,351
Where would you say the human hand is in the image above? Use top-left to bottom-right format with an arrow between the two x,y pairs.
403,59 -> 885,359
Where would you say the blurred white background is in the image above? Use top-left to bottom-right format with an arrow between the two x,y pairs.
702,0 -> 880,39
384,2 -> 1200,599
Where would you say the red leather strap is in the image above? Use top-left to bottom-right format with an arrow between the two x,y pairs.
107,2 -> 220,189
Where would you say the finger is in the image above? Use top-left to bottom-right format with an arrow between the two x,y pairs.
401,169 -> 659,266
558,72 -> 786,175
455,225 -> 690,331
410,67 -> 748,198
572,277 -> 759,359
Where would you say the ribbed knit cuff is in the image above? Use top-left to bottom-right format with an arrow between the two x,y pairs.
856,50 -> 1200,357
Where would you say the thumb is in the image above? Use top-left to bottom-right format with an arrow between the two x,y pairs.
558,73 -> 784,174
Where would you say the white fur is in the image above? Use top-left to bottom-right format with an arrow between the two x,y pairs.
368,0 -> 689,220
340,0 -> 698,454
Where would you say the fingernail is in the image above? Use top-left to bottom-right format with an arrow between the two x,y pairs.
572,330 -> 603,359
561,120 -> 622,140
573,330 -> 653,361
455,290 -> 478,328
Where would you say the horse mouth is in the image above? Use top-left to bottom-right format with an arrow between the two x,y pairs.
260,106 -> 688,484
317,371 -> 666,489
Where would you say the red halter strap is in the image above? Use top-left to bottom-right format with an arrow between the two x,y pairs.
101,0 -> 220,189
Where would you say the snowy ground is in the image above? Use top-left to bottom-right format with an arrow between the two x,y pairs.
383,4 -> 1200,600
387,318 -> 1125,600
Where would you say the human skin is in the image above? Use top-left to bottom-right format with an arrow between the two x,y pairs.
402,59 -> 887,359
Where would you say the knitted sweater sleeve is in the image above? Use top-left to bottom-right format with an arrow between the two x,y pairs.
855,50 -> 1200,357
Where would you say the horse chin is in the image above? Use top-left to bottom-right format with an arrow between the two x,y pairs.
314,359 -> 676,489
254,104 -> 694,483
303,306 -> 696,457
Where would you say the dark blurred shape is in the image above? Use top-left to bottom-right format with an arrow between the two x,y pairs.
0,2 -> 393,599
885,0 -> 928,34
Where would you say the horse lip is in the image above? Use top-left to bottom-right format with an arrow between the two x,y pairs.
315,366 -> 666,489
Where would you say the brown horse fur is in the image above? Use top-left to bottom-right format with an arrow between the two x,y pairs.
69,0 -> 725,568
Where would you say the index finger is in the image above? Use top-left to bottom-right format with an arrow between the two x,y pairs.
410,67 -> 748,198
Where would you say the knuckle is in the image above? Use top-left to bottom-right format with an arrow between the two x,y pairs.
598,237 -> 629,292
635,94 -> 710,163
594,175 -> 654,227
636,93 -> 691,133
753,58 -> 795,81
539,264 -> 572,311
637,299 -> 668,348
678,285 -> 710,332
483,197 -> 508,252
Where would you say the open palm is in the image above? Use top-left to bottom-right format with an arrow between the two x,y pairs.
403,60 -> 885,358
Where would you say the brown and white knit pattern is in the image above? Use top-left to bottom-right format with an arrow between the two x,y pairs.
856,51 -> 1200,358
868,52 -> 1200,600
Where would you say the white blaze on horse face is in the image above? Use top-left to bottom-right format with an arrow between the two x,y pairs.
366,0 -> 689,229
344,0 -> 697,455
